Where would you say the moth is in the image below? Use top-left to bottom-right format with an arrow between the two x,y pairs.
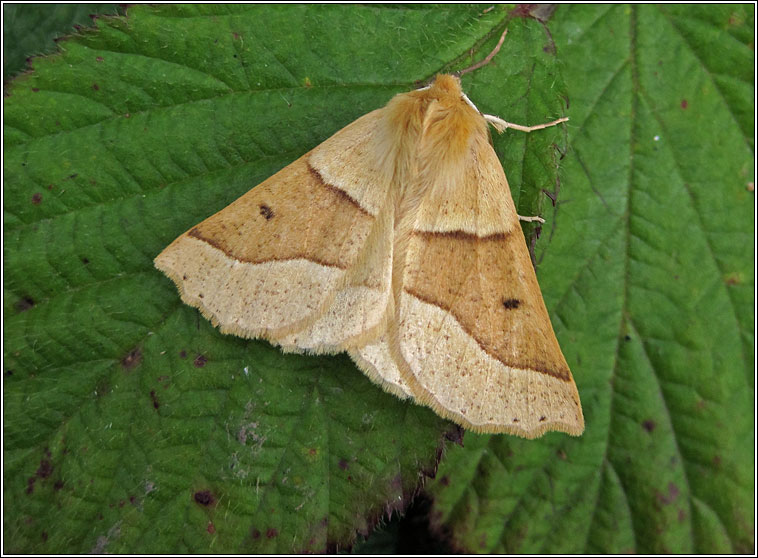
155,49 -> 583,439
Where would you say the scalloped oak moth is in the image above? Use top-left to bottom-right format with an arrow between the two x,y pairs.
155,71 -> 583,439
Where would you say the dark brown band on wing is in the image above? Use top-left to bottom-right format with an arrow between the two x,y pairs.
187,228 -> 347,269
402,231 -> 572,381
412,229 -> 511,242
403,286 -> 567,380
184,154 -> 375,270
307,163 -> 372,217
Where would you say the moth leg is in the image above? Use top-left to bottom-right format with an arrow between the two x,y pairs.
517,214 -> 545,223
484,114 -> 569,134
486,114 -> 567,224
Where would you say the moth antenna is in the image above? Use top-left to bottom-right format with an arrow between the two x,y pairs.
457,27 -> 508,77
461,93 -> 480,113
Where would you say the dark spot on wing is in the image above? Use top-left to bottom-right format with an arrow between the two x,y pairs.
502,298 -> 520,310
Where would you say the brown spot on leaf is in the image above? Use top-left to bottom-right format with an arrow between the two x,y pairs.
194,354 -> 207,367
251,528 -> 261,539
266,528 -> 278,539
642,419 -> 656,432
444,424 -> 465,446
681,99 -> 688,109
207,521 -> 216,534
194,490 -> 214,506
92,83 -> 99,91
82,257 -> 90,264
439,475 -> 450,486
338,458 -> 349,471
179,350 -> 187,358
121,347 -> 142,371
15,296 -> 35,312
150,390 -> 160,410
96,56 -> 104,62
655,482 -> 680,506
259,204 -> 274,220
37,459 -> 53,479
26,454 -> 55,494
31,193 -> 42,205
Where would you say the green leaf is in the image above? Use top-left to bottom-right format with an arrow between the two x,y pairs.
426,4 -> 754,554
3,4 -> 122,80
3,5 -> 568,553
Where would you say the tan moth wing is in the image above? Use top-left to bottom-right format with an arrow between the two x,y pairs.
351,75 -> 583,437
154,110 -> 400,379
396,141 -> 582,437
